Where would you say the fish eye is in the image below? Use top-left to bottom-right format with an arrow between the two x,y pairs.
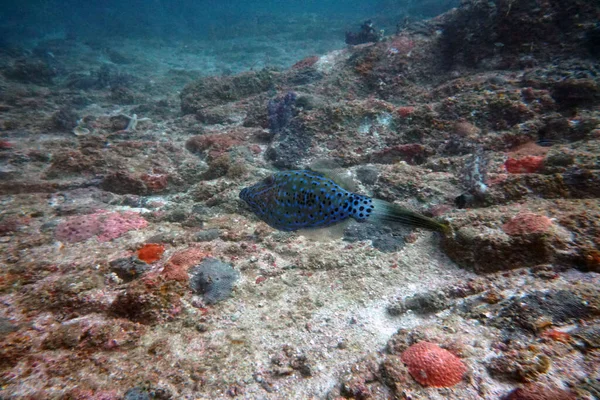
263,175 -> 275,185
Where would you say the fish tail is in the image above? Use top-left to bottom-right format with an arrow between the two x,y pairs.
370,199 -> 450,233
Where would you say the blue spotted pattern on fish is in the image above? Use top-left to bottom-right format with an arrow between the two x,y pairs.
239,170 -> 448,233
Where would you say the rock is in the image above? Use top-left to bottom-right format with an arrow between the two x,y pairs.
486,345 -> 551,383
54,214 -> 102,243
110,257 -> 150,281
180,69 -> 278,115
51,107 -> 79,132
0,318 -> 18,336
503,383 -> 576,400
101,172 -> 147,195
124,388 -> 151,400
440,0 -> 596,69
552,79 -> 600,109
110,280 -> 180,324
355,166 -> 379,185
265,118 -> 311,169
441,209 -> 570,273
573,324 -> 600,349
388,291 -> 450,316
194,229 -> 220,242
344,223 -> 409,253
491,287 -> 600,333
189,258 -> 240,304
3,59 -> 56,84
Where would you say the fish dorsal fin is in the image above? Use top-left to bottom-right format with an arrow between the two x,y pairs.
308,159 -> 357,192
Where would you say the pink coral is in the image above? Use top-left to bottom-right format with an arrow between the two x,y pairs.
401,341 -> 467,387
55,214 -> 102,242
502,213 -> 553,236
55,211 -> 148,243
96,212 -> 148,242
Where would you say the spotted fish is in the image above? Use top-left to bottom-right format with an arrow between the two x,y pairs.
239,170 -> 449,233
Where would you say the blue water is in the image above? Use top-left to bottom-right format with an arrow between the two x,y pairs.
1,0 -> 458,61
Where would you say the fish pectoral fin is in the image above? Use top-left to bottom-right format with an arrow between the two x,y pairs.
297,219 -> 351,242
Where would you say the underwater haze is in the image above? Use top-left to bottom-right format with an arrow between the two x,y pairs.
1,0 -> 600,399
1,0 -> 458,73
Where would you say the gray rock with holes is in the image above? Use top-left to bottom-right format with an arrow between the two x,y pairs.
189,258 -> 240,304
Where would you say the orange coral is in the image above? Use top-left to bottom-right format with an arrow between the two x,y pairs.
137,244 -> 165,264
401,341 -> 467,387
541,329 -> 571,343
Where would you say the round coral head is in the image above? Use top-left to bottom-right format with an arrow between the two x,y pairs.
137,243 -> 165,264
401,341 -> 467,387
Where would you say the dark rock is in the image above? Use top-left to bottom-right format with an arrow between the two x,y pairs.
345,20 -> 382,45
194,229 -> 220,242
573,324 -> 600,349
124,388 -> 150,400
486,344 -> 551,383
145,233 -> 178,245
290,355 -> 313,377
111,86 -> 137,104
181,69 -> 277,115
368,144 -> 432,165
148,388 -> 173,400
40,220 -> 60,232
268,91 -> 297,137
491,288 -> 600,333
442,219 -> 562,273
122,195 -> 143,207
196,105 -> 239,125
265,93 -> 311,169
165,208 -> 188,223
191,204 -> 212,218
110,282 -> 177,324
101,172 -> 146,195
344,222 -> 409,253
189,258 -> 240,304
503,384 -> 576,400
45,149 -> 106,178
51,108 -> 79,132
265,124 -> 312,169
3,59 -> 56,84
110,257 -> 149,281
0,318 -> 18,336
388,292 -> 449,316
587,24 -> 600,57
551,79 -> 600,109
440,0 -> 597,69
356,166 -> 379,185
